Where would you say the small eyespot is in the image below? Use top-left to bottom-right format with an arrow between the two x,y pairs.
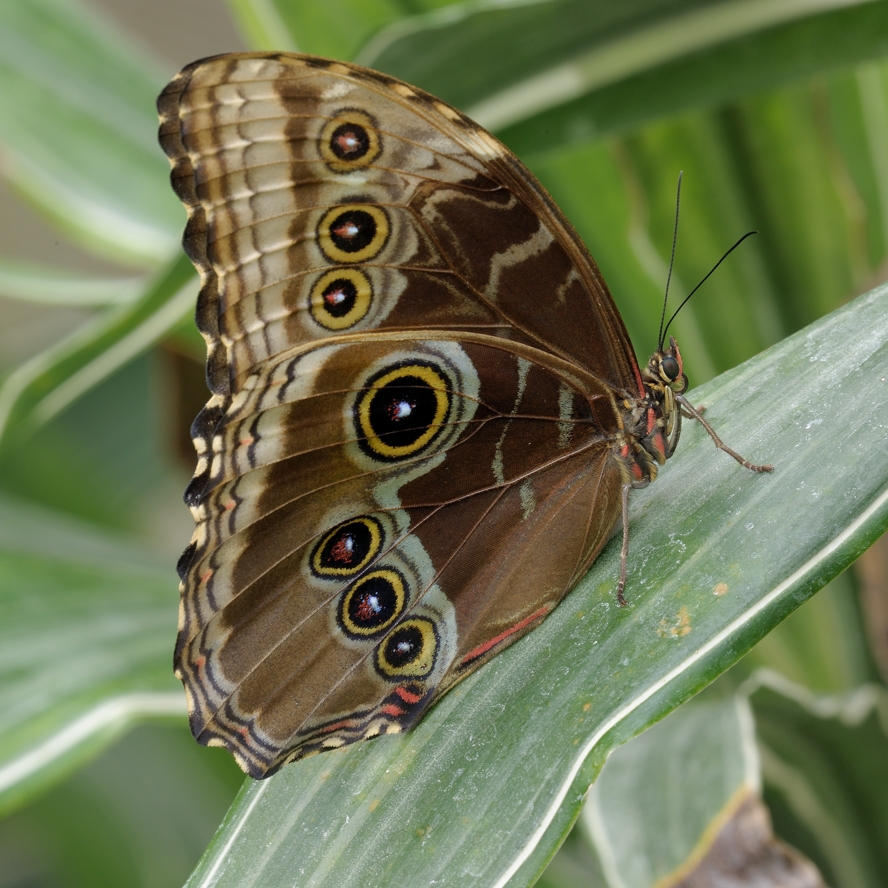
316,204 -> 390,264
338,569 -> 406,639
375,617 -> 438,679
311,516 -> 383,578
319,109 -> 381,173
308,268 -> 372,330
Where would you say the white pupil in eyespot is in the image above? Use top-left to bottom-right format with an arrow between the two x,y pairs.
391,400 -> 412,419
334,222 -> 359,238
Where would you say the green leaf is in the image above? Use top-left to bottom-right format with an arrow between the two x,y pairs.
0,0 -> 181,263
0,258 -> 144,306
225,0 -> 407,58
749,672 -> 888,888
501,1 -> 888,155
581,696 -> 759,887
354,0 -> 888,144
179,286 -> 888,887
0,493 -> 182,816
0,253 -> 197,442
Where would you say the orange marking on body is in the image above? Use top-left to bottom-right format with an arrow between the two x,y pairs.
646,407 -> 657,435
461,606 -> 549,666
394,686 -> 422,705
651,431 -> 666,458
631,463 -> 644,481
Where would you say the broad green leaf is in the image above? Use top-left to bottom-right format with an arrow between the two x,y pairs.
225,0 -> 406,57
181,286 -> 888,888
353,0 -> 888,143
0,258 -> 144,306
581,696 -> 759,887
0,0 -> 180,263
749,672 -> 888,888
0,254 -> 197,442
500,2 -> 888,153
0,493 -> 182,816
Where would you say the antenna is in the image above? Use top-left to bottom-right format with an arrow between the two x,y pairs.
661,230 -> 758,344
658,171 -> 683,352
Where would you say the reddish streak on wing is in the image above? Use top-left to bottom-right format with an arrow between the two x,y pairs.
320,719 -> 358,734
460,606 -> 549,667
381,703 -> 406,717
394,686 -> 422,705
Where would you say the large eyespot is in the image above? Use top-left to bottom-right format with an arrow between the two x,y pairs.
309,268 -> 372,330
375,617 -> 438,679
311,517 -> 383,578
355,362 -> 450,461
317,204 -> 390,264
338,569 -> 406,639
319,110 -> 381,173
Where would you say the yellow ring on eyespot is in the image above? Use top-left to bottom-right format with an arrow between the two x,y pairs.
319,110 -> 381,173
311,516 -> 382,578
308,268 -> 373,330
339,569 -> 406,638
357,363 -> 450,459
375,617 -> 437,678
316,203 -> 390,264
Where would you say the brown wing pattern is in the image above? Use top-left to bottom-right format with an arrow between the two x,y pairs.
157,52 -> 643,397
159,53 -> 636,776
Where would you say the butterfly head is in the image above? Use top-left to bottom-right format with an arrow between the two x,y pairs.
646,336 -> 687,395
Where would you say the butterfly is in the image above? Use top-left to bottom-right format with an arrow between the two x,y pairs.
158,52 -> 771,778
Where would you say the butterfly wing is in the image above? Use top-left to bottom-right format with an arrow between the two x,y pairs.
159,52 -> 636,775
175,333 -> 622,776
158,53 -> 644,398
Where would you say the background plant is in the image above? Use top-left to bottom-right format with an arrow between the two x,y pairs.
0,1 -> 887,886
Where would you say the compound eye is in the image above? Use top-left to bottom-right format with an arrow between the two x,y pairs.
660,355 -> 681,381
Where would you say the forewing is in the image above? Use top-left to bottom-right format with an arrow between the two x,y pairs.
157,52 -> 644,401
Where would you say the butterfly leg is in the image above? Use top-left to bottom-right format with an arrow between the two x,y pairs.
676,394 -> 773,473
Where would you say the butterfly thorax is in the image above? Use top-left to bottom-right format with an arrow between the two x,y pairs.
614,337 -> 687,489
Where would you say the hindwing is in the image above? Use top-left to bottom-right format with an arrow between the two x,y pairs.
159,52 -> 644,777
